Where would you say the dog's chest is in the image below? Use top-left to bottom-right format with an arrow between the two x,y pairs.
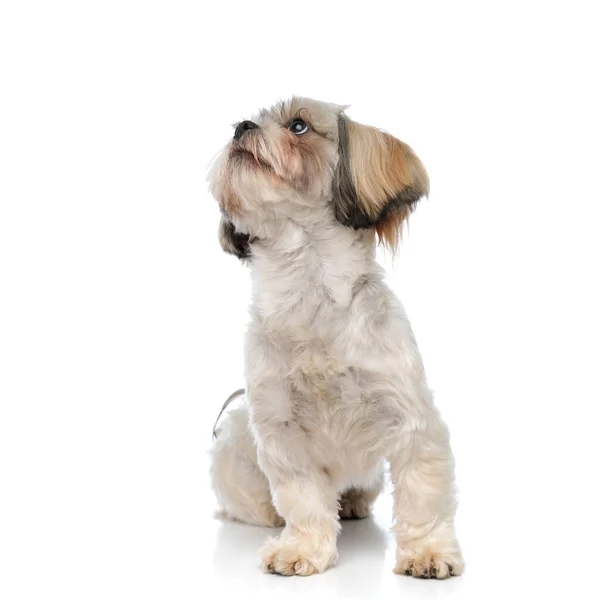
285,343 -> 384,484
288,339 -> 343,400
248,325 -> 389,484
285,340 -> 368,428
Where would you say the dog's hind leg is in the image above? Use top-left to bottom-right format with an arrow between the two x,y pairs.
339,470 -> 384,519
211,399 -> 283,528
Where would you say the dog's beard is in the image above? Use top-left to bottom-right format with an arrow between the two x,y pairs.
230,130 -> 275,171
230,145 -> 274,174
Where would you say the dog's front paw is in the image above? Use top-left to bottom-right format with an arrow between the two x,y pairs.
261,534 -> 337,576
394,542 -> 464,579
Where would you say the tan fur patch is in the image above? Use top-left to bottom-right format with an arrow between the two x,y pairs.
347,120 -> 429,213
345,119 -> 429,250
219,178 -> 240,214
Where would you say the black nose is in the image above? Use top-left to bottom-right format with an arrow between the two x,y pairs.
234,120 -> 258,140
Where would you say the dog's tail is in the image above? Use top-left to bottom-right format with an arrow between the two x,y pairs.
212,388 -> 245,441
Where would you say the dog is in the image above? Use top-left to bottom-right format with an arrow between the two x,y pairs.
208,98 -> 464,578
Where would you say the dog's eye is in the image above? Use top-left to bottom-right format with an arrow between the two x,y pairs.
288,119 -> 308,135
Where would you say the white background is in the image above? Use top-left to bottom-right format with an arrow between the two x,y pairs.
1,1 -> 599,599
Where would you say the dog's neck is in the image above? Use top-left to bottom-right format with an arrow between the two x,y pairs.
248,213 -> 384,329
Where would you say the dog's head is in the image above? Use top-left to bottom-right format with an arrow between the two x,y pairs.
209,97 -> 429,258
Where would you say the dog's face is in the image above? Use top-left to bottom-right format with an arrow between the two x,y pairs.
209,97 -> 429,258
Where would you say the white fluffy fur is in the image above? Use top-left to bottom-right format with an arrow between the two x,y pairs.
209,98 -> 464,578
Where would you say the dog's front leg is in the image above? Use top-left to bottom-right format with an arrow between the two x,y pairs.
259,474 -> 340,576
249,384 -> 339,576
389,412 -> 464,579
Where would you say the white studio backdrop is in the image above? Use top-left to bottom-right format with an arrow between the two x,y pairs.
1,2 -> 599,599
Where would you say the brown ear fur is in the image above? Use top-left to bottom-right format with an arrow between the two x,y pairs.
218,216 -> 252,260
332,115 -> 429,250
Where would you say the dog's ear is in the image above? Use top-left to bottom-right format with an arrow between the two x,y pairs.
332,115 -> 429,250
219,216 -> 251,260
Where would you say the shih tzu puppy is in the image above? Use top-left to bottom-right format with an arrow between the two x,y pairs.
209,98 -> 464,578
